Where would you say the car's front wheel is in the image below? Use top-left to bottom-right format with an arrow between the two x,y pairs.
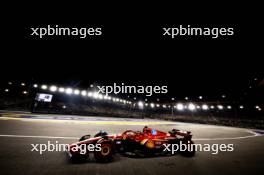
94,139 -> 113,162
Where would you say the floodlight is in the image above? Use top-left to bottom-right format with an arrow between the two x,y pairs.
150,103 -> 155,108
41,85 -> 47,90
50,86 -> 57,92
58,87 -> 65,92
93,93 -> 99,99
65,88 -> 73,94
81,90 -> 87,96
188,103 -> 196,111
87,92 -> 93,97
33,84 -> 38,88
202,104 -> 208,110
176,103 -> 184,111
138,101 -> 144,109
217,105 -> 223,110
74,89 -> 80,95
98,94 -> 103,99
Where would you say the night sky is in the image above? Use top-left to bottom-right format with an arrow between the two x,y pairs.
1,2 -> 263,102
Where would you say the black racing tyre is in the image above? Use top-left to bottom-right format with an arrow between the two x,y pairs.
94,139 -> 113,163
180,140 -> 196,157
79,135 -> 91,141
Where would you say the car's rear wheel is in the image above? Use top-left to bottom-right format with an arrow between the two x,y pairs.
94,139 -> 113,163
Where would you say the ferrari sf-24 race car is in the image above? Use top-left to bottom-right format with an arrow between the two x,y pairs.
67,126 -> 195,162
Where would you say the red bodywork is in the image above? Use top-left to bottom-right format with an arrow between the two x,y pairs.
67,127 -> 193,158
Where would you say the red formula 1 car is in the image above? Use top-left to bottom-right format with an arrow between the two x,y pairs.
67,126 -> 195,162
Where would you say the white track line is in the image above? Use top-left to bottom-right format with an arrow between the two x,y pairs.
193,131 -> 262,141
0,134 -> 78,139
0,131 -> 262,141
193,135 -> 260,141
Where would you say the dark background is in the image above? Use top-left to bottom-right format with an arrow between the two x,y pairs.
1,2 -> 263,101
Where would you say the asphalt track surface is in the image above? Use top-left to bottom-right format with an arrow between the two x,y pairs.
0,112 -> 263,175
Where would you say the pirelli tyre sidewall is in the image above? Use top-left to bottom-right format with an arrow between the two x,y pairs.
94,138 -> 114,163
